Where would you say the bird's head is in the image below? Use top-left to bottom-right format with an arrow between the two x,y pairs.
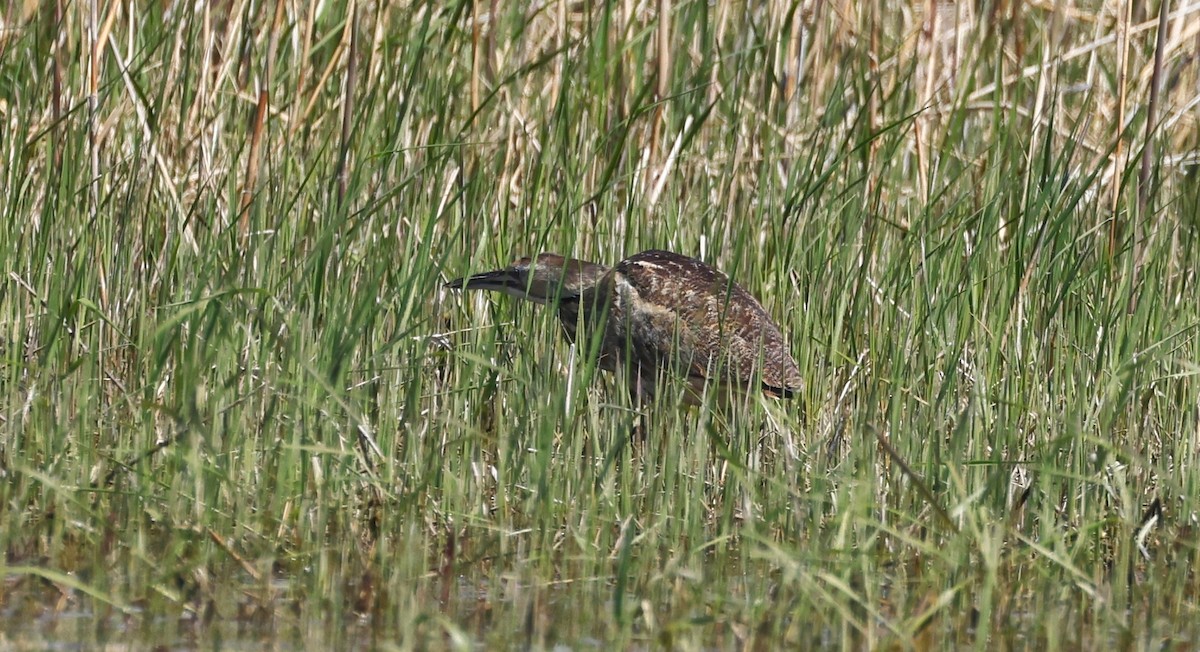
446,253 -> 609,304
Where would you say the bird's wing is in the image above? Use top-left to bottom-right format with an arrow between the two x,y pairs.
615,250 -> 803,394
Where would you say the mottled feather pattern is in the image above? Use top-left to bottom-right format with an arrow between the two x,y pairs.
610,250 -> 803,395
447,249 -> 803,405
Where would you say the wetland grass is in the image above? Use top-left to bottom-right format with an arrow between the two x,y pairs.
2,1 -> 1199,648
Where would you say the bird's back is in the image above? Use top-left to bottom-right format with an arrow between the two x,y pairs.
605,250 -> 803,397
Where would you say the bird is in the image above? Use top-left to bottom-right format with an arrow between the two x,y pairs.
445,249 -> 803,428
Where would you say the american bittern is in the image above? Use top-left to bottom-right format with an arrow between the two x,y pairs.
446,250 -> 803,430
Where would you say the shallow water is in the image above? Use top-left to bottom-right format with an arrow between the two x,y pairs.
0,567 -> 769,650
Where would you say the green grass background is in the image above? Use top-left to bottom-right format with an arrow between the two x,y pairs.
2,0 -> 1199,648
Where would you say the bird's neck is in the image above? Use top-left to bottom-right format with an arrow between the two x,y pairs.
556,283 -> 610,341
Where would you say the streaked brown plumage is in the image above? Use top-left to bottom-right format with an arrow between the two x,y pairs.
446,250 -> 803,412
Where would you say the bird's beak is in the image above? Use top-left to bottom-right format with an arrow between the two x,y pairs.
445,268 -> 517,291
445,268 -> 550,304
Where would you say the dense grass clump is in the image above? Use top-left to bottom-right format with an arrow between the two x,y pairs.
2,1 -> 1199,648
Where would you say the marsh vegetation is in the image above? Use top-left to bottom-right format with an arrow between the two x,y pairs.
2,0 -> 1199,648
